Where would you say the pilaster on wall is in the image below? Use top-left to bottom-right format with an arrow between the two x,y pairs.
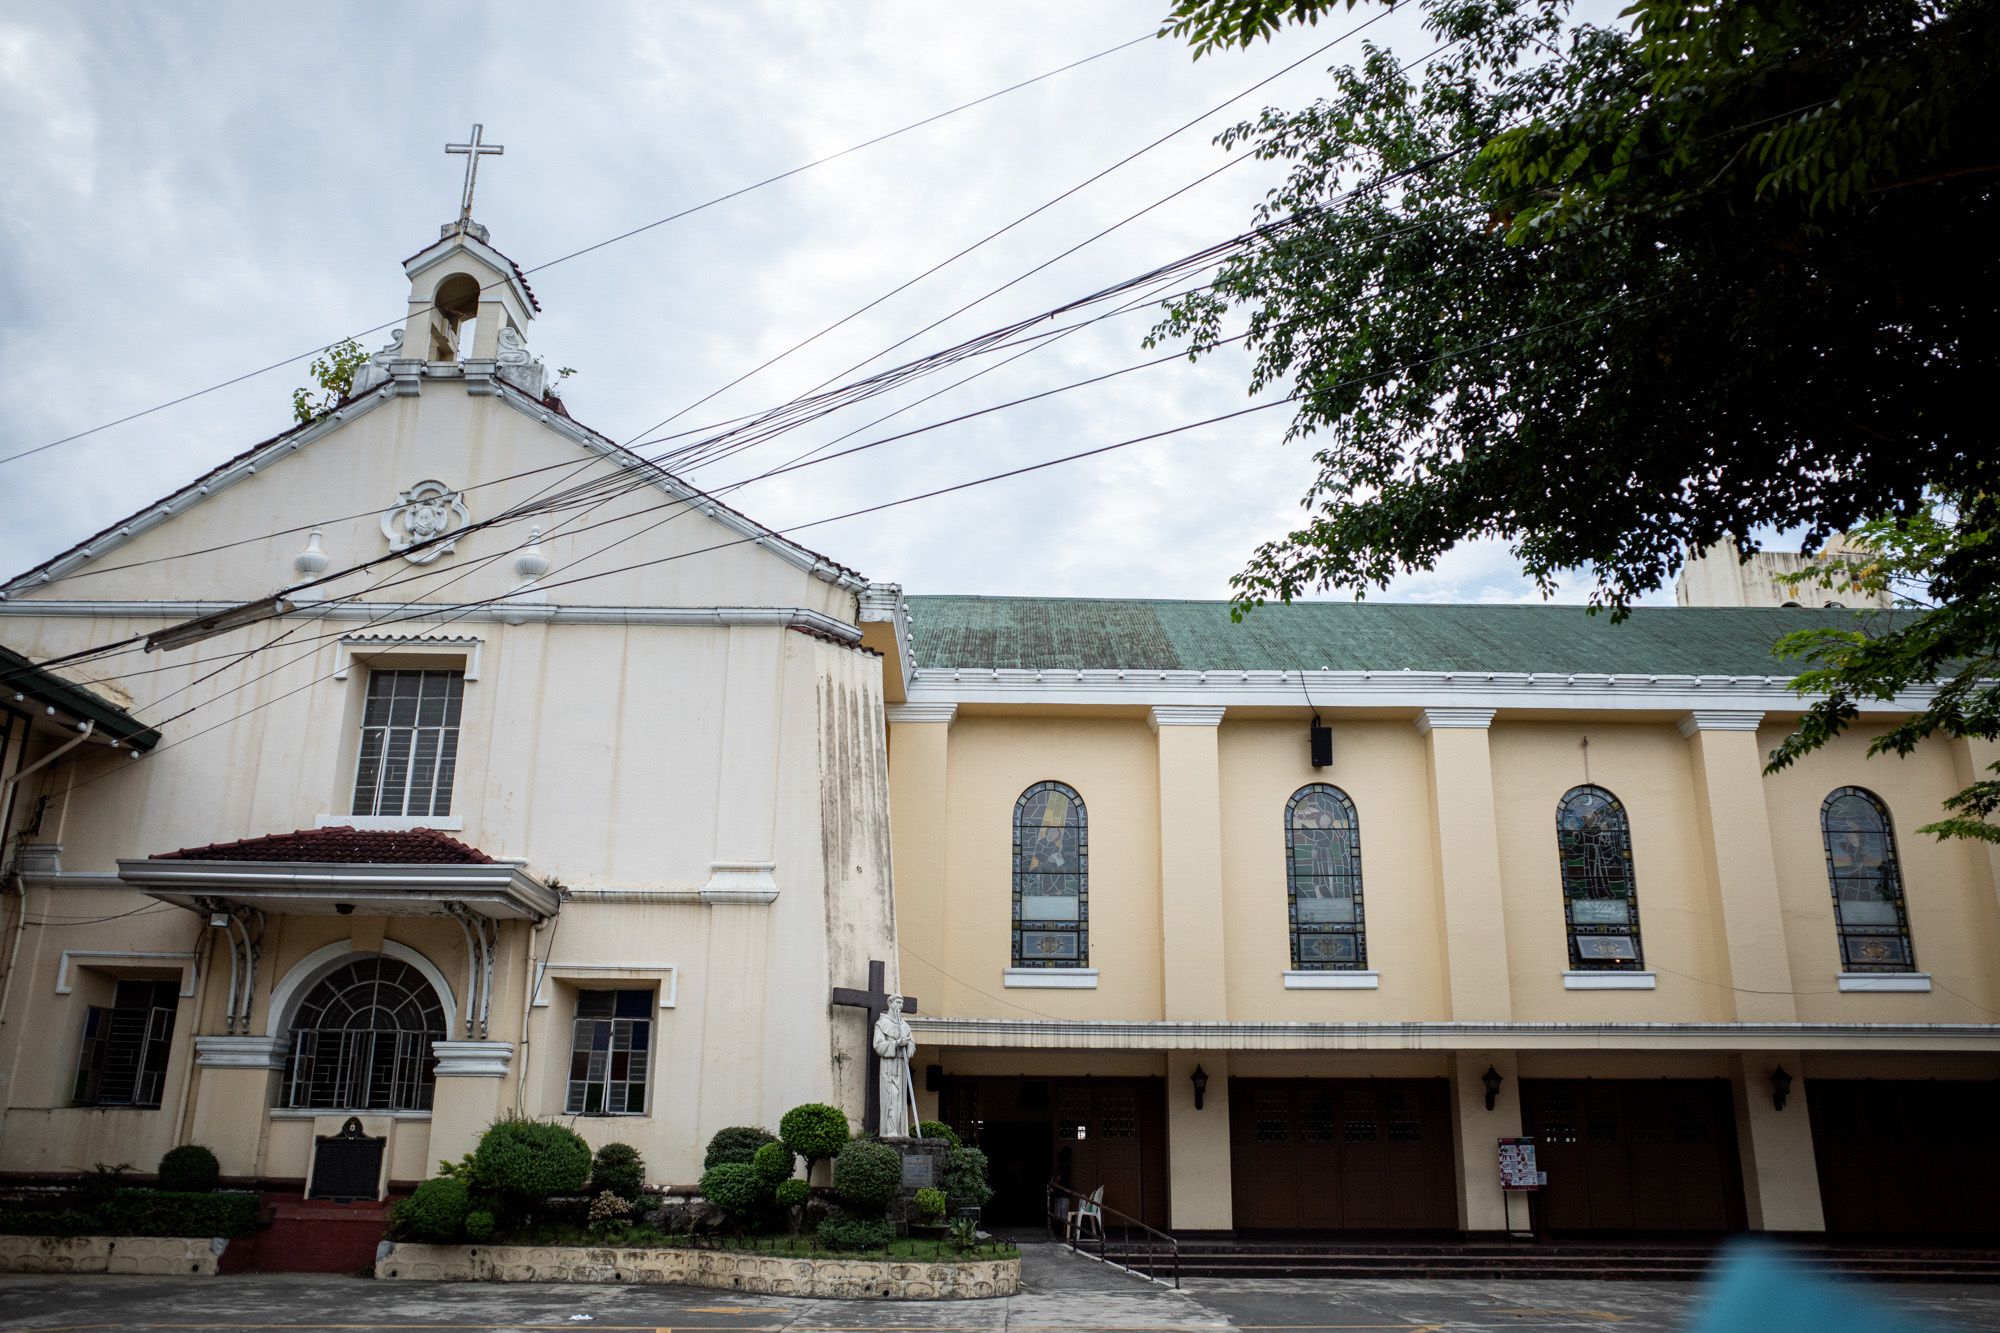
705,627 -> 783,902
1731,1050 -> 1826,1232
1165,1050 -> 1232,1231
1417,710 -> 1513,1020
1679,712 -> 1797,1022
887,705 -> 954,1013
1958,737 -> 2000,914
189,1039 -> 284,1179
1152,707 -> 1228,1020
1451,1051 -> 1523,1235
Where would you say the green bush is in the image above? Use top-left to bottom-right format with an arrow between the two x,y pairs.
913,1186 -> 947,1221
779,1103 -> 850,1165
470,1118 -> 592,1204
917,1120 -> 961,1147
589,1142 -> 645,1202
698,1161 -> 768,1217
752,1140 -> 796,1186
156,1145 -> 220,1193
85,1184 -> 260,1232
941,1145 -> 993,1213
831,1139 -> 901,1214
816,1216 -> 893,1251
392,1177 -> 470,1243
465,1209 -> 496,1241
703,1125 -> 778,1170
774,1178 -> 810,1209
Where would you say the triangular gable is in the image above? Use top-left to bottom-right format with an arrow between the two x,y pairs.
1,378 -> 865,600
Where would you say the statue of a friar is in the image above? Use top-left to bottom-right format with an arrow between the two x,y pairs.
872,993 -> 918,1138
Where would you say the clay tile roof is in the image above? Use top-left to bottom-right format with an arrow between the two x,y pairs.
153,826 -> 494,864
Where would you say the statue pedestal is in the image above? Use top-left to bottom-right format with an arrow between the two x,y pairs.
881,1136 -> 954,1235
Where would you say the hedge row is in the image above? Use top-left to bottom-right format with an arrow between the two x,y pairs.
0,1189 -> 261,1238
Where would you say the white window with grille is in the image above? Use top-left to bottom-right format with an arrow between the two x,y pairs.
351,669 -> 463,818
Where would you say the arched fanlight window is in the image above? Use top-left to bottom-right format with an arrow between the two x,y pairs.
1013,781 -> 1087,968
1556,785 -> 1644,970
1286,785 -> 1366,970
282,955 -> 446,1111
1820,787 -> 1915,972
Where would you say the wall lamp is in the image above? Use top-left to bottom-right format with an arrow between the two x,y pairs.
1770,1065 -> 1793,1112
1191,1064 -> 1209,1111
1482,1065 -> 1504,1112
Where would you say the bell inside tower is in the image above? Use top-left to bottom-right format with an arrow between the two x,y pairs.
428,272 -> 483,361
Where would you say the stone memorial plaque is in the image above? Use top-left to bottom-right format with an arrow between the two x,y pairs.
900,1154 -> 936,1189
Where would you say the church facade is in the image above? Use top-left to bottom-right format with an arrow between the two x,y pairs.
1,211 -> 1996,1239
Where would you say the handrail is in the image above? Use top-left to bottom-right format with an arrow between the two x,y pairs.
1047,1182 -> 1179,1289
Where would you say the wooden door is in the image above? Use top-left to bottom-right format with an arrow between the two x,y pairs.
1230,1079 -> 1456,1230
1810,1080 -> 2000,1235
1522,1080 -> 1744,1232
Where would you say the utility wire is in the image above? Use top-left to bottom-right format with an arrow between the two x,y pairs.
0,29 -> 1157,470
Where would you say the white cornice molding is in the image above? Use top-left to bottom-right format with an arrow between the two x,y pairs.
1678,709 -> 1766,736
431,1039 -> 515,1078
1415,707 -> 1496,734
0,599 -> 861,642
1149,705 -> 1226,730
194,1035 -> 286,1070
907,1015 -> 2000,1052
885,702 -> 958,725
859,582 -> 915,697
897,669 -> 1938,715
56,950 -> 199,997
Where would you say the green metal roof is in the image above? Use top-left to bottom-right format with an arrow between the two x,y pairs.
904,597 -> 1894,677
0,644 -> 161,750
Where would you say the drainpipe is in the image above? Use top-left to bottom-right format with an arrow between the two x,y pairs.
514,908 -> 559,1117
0,722 -> 96,1051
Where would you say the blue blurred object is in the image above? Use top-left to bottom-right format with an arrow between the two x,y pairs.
1690,1239 -> 1952,1333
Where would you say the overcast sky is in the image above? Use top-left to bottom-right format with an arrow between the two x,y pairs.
0,0 -> 1667,605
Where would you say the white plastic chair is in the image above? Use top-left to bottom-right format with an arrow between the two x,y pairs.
1068,1185 -> 1105,1241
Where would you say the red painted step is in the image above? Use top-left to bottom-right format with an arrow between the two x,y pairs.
219,1193 -> 399,1274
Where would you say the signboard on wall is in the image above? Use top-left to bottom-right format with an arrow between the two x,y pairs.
1499,1137 -> 1547,1191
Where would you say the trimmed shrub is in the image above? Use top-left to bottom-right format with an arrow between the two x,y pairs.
703,1125 -> 778,1170
916,1120 -> 961,1147
464,1209 -> 496,1241
831,1139 -> 901,1214
698,1161 -> 767,1217
0,1189 -> 260,1239
774,1178 -> 810,1209
816,1216 -> 893,1251
779,1103 -> 850,1166
589,1142 -> 645,1202
470,1118 -> 592,1204
391,1177 -> 469,1243
941,1145 -> 993,1213
914,1186 -> 947,1222
752,1140 -> 796,1186
156,1145 -> 220,1193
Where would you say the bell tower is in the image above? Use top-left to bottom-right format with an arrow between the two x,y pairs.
354,124 -> 548,398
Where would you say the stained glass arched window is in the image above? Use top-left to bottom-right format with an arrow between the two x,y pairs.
1556,785 -> 1644,970
1820,787 -> 1915,972
282,955 -> 446,1111
1013,781 -> 1087,968
1286,785 -> 1366,970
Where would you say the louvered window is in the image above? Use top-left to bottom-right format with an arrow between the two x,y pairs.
352,669 -> 463,818
73,979 -> 178,1108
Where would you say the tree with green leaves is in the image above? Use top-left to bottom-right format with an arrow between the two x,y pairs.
290,338 -> 369,425
1151,0 -> 1999,839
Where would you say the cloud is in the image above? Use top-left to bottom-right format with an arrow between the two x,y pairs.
0,0 -> 1633,609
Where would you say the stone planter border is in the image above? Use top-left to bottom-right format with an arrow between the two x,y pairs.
0,1234 -> 223,1275
376,1240 -> 1019,1299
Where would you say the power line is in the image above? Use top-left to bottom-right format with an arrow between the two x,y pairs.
0,28 -> 1158,470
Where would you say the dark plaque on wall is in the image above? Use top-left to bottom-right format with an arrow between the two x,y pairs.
309,1116 -> 385,1201
900,1154 -> 936,1189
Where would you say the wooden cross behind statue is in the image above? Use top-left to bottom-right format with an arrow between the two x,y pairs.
831,959 -> 917,1136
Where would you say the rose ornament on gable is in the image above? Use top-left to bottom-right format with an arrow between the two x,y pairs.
381,480 -> 472,564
